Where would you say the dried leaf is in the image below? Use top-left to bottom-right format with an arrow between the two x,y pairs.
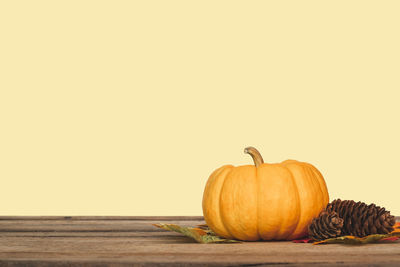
292,221 -> 400,245
153,223 -> 240,244
313,231 -> 400,245
195,224 -> 210,230
381,236 -> 400,241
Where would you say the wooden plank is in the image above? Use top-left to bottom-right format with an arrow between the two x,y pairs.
0,240 -> 400,266
0,231 -> 190,237
0,219 -> 205,232
0,216 -> 398,266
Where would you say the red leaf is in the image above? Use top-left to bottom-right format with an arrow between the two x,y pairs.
293,238 -> 313,243
381,236 -> 400,242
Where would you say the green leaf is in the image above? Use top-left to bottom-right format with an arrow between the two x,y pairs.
153,223 -> 241,244
314,231 -> 400,245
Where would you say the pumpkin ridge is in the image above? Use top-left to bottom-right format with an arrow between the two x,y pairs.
282,165 -> 301,240
220,165 -> 259,240
218,167 -> 235,239
290,162 -> 328,239
304,163 -> 329,205
294,162 -> 321,238
282,161 -> 325,240
303,163 -> 325,212
202,165 -> 234,239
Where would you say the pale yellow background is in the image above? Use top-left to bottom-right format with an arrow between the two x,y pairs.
1,1 -> 399,216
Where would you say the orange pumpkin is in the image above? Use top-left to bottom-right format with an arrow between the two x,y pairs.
202,147 -> 329,241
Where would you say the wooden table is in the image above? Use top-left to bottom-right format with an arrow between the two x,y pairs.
0,216 -> 399,266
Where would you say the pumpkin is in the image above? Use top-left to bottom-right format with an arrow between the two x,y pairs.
202,147 -> 329,241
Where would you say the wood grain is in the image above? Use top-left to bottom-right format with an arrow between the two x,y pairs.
0,216 -> 399,266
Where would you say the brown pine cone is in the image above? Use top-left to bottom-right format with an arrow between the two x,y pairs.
326,199 -> 396,237
308,211 -> 344,241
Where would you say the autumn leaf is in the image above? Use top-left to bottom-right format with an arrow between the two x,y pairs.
291,221 -> 400,245
313,231 -> 400,245
381,236 -> 400,241
153,223 -> 241,244
155,222 -> 400,244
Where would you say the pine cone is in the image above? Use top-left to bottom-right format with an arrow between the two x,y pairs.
308,211 -> 344,241
326,199 -> 396,237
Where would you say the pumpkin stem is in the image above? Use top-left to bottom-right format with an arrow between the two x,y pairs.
244,146 -> 264,167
